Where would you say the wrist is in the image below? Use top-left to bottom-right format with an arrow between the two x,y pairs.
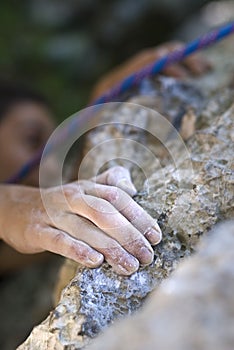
0,184 -> 14,240
0,184 -> 40,241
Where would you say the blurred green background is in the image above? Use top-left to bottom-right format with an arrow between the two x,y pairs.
0,0 -> 217,122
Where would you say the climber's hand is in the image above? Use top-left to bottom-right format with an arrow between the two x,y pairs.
0,166 -> 161,276
90,41 -> 212,101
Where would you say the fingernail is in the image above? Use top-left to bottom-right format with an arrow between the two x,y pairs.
145,225 -> 162,245
118,178 -> 137,196
138,246 -> 154,265
88,252 -> 104,266
116,258 -> 139,275
116,256 -> 139,275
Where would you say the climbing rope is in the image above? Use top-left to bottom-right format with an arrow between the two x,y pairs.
6,21 -> 234,184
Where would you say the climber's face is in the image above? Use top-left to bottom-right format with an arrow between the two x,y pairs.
0,101 -> 55,186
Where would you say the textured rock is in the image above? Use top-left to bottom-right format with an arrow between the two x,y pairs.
18,37 -> 234,350
86,220 -> 234,350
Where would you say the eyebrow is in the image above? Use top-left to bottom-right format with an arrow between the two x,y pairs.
19,119 -> 48,132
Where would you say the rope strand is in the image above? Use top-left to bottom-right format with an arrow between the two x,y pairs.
91,22 -> 234,105
6,21 -> 234,184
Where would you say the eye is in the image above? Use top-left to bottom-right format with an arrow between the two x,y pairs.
25,132 -> 44,150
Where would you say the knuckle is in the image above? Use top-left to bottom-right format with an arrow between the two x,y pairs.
70,242 -> 86,261
53,232 -> 64,245
109,165 -> 127,174
124,237 -> 142,250
104,186 -> 120,202
63,185 -> 75,198
89,196 -> 114,216
64,184 -> 83,202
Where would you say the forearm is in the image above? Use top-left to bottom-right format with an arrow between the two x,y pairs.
0,184 -> 15,240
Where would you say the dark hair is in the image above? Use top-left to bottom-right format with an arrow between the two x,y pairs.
0,81 -> 51,120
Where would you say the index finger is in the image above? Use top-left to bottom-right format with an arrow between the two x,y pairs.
93,166 -> 137,196
67,193 -> 154,266
85,183 -> 162,246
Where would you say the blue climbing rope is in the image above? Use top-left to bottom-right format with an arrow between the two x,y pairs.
6,21 -> 234,184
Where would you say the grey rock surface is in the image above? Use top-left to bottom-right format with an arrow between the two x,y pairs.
18,37 -> 234,349
86,220 -> 234,350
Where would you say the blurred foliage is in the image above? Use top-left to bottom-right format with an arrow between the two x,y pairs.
0,0 -> 211,122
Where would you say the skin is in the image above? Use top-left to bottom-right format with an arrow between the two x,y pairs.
90,41 -> 211,101
0,43 -> 211,276
0,102 -> 161,276
0,102 -> 55,186
0,168 -> 161,276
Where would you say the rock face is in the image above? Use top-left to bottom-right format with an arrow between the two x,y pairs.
86,220 -> 234,350
18,37 -> 234,350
